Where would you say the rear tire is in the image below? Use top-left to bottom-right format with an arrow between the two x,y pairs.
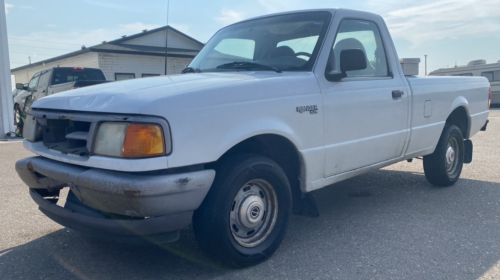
14,105 -> 24,137
193,154 -> 292,267
423,124 -> 464,186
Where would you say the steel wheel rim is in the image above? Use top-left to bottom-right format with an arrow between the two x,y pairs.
445,137 -> 459,176
230,179 -> 278,248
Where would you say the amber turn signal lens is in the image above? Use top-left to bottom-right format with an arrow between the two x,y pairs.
122,124 -> 165,158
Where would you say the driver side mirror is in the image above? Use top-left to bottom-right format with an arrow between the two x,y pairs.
16,83 -> 26,90
325,49 -> 368,82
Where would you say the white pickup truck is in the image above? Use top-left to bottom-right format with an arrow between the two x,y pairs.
16,9 -> 490,267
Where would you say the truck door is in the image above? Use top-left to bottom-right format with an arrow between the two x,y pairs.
24,70 -> 51,112
35,69 -> 51,97
22,71 -> 40,113
316,17 -> 410,177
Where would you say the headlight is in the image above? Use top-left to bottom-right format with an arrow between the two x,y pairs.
93,122 -> 166,158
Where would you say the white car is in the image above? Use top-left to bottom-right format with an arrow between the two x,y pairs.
16,8 -> 490,267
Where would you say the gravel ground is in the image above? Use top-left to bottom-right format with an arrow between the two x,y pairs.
0,109 -> 499,280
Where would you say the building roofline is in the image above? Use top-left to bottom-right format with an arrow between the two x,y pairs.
11,48 -> 91,72
11,25 -> 204,73
108,25 -> 205,47
429,61 -> 500,75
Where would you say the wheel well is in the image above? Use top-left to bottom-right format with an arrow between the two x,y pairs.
214,134 -> 304,211
446,107 -> 469,139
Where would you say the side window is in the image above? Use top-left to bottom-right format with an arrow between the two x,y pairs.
28,72 -> 41,89
37,71 -> 51,89
326,19 -> 389,79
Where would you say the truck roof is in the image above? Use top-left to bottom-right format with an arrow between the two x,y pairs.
41,66 -> 102,72
227,8 -> 381,27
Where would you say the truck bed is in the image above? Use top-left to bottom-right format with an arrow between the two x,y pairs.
404,76 -> 490,159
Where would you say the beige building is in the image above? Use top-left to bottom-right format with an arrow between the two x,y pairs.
11,26 -> 204,84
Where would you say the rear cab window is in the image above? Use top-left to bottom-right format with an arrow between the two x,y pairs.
214,39 -> 256,60
51,68 -> 106,86
277,36 -> 318,61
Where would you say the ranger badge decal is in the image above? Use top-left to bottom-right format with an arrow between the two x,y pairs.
296,105 -> 318,114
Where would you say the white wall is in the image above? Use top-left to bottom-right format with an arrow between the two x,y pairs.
98,52 -> 193,80
11,52 -> 99,84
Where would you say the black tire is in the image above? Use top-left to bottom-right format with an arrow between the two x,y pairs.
423,124 -> 464,186
193,154 -> 292,267
14,105 -> 24,137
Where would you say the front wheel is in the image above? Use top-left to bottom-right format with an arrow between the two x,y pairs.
193,154 -> 292,267
423,124 -> 464,186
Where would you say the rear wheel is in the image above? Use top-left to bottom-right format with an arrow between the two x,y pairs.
14,105 -> 23,137
193,154 -> 292,267
423,124 -> 464,186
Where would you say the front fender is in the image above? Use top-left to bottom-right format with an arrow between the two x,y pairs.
215,117 -> 301,159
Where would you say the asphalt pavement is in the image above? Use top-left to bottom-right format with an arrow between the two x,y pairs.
1,109 -> 499,280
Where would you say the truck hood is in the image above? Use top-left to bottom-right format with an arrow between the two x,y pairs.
32,73 -> 260,114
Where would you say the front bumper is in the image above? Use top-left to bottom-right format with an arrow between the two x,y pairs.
16,156 -> 216,238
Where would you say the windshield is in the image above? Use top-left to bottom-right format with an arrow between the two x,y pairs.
187,11 -> 332,73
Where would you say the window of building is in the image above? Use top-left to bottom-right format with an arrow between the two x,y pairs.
142,74 -> 160,78
495,71 -> 500,81
115,73 -> 135,81
326,19 -> 389,79
481,71 -> 494,82
451,73 -> 473,76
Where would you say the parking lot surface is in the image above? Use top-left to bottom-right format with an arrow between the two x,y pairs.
1,109 -> 499,280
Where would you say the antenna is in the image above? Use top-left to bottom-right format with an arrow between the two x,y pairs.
424,55 -> 427,76
164,0 -> 170,75
28,56 -> 31,64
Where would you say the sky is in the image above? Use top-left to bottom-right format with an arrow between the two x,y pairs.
4,0 -> 500,85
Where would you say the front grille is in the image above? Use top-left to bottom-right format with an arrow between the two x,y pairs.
41,119 -> 92,157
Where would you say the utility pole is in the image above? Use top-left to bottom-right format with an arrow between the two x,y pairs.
424,55 -> 428,76
0,0 -> 15,138
164,0 -> 170,75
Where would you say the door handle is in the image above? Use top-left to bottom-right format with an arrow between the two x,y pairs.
392,90 -> 403,99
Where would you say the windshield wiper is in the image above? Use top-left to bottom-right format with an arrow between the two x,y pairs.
181,67 -> 201,74
216,62 -> 282,73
